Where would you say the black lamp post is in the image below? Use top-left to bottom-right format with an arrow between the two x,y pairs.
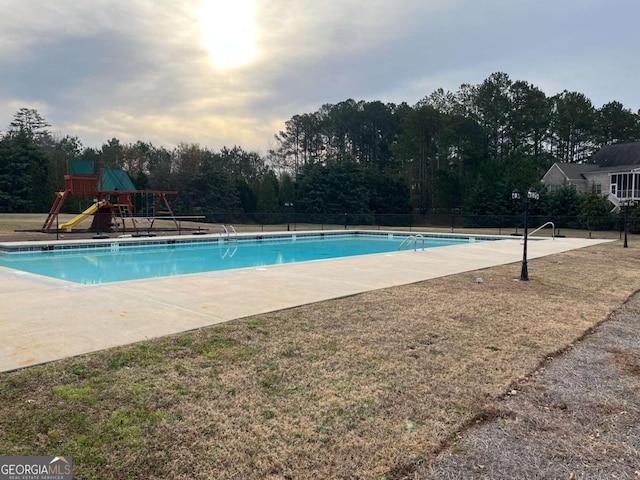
621,199 -> 635,248
285,202 -> 294,231
512,188 -> 540,281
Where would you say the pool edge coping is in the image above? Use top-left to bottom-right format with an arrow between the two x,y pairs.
0,229 -> 511,254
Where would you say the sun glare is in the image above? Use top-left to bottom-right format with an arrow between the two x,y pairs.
199,0 -> 257,69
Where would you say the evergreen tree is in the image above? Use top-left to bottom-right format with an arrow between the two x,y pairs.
595,101 -> 640,146
368,173 -> 412,214
279,173 -> 295,208
0,130 -> 48,212
9,108 -> 51,141
236,178 -> 257,213
578,192 -> 613,230
296,159 -> 371,223
541,184 -> 581,217
550,91 -> 596,162
185,151 -> 241,214
256,171 -> 280,214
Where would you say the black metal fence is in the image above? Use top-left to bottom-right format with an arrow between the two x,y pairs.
194,212 -> 635,236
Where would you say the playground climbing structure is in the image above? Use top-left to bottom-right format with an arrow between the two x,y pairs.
42,159 -> 179,233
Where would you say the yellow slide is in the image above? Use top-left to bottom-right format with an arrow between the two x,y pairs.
60,201 -> 106,232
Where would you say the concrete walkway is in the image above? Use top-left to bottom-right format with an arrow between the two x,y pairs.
0,235 -> 611,372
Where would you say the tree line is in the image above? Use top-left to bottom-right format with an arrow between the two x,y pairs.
1,72 -> 639,224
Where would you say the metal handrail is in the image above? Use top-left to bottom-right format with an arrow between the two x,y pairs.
222,225 -> 237,241
398,235 -> 415,250
398,234 -> 425,251
528,222 -> 555,240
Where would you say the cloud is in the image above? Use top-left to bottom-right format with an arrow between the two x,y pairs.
1,0 -> 639,151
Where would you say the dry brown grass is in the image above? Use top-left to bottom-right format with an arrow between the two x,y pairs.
1,214 -> 640,478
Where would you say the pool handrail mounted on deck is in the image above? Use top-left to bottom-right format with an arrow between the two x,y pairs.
527,222 -> 555,240
398,234 -> 425,251
222,225 -> 238,242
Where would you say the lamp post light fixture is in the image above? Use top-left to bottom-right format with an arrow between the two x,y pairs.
512,188 -> 540,281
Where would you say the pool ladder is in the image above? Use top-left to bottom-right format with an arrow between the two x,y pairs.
398,234 -> 425,251
222,225 -> 238,242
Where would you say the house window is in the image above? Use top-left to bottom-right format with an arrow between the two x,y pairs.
592,184 -> 602,194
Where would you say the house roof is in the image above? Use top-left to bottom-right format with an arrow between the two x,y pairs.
545,142 -> 640,182
548,161 -> 640,182
552,163 -> 598,181
590,142 -> 640,168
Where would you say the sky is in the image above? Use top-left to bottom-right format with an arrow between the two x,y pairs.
1,0 -> 639,154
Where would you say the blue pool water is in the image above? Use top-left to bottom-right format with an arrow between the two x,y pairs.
0,234 -> 479,284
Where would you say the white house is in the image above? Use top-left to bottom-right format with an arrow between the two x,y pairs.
541,142 -> 640,208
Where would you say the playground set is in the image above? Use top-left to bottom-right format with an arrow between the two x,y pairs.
41,159 -> 179,235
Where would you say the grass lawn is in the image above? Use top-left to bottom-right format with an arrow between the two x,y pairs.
1,218 -> 639,478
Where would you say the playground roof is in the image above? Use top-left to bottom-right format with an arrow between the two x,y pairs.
68,159 -> 94,175
98,169 -> 137,191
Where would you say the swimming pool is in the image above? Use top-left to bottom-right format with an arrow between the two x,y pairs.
0,232 -> 487,284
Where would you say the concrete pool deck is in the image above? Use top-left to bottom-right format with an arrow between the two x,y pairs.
0,234 -> 611,372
